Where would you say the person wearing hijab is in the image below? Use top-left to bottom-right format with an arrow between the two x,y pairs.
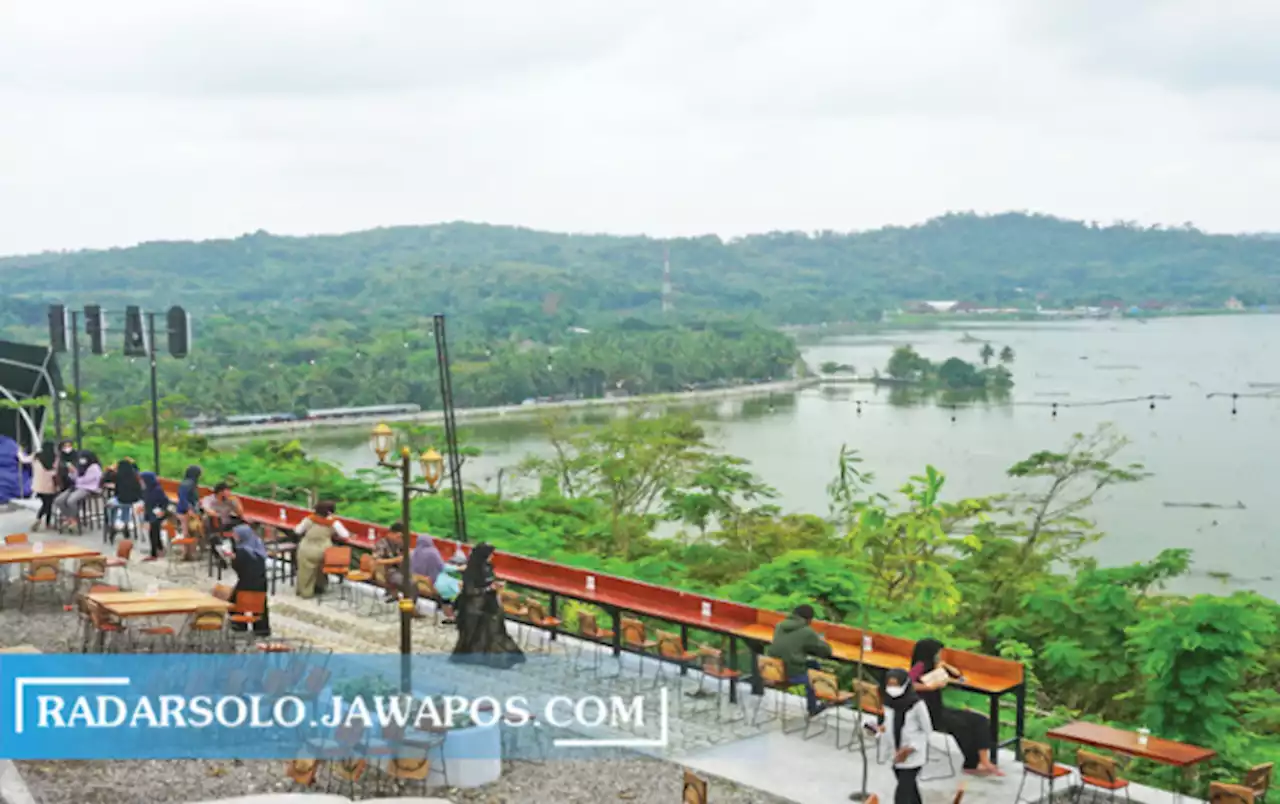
175,465 -> 202,516
293,500 -> 350,598
54,450 -> 102,527
227,519 -> 270,636
450,543 -> 525,668
18,440 -> 58,531
909,638 -> 1002,776
141,472 -> 172,560
884,668 -> 932,804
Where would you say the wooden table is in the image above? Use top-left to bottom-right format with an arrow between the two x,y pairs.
87,588 -> 231,618
0,645 -> 42,654
0,541 -> 100,564
1047,721 -> 1216,801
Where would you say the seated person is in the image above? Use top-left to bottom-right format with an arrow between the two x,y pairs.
764,603 -> 833,716
373,525 -> 405,601
201,482 -> 244,556
909,638 -> 1003,776
429,551 -> 465,624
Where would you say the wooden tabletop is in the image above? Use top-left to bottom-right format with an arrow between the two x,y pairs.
1047,721 -> 1217,767
87,588 -> 231,618
0,541 -> 101,564
0,645 -> 42,654
736,623 -> 1018,694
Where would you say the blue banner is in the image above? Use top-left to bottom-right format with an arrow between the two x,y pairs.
0,654 -> 673,760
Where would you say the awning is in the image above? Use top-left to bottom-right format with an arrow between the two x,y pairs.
0,340 -> 62,451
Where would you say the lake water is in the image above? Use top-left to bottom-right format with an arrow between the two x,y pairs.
293,315 -> 1280,600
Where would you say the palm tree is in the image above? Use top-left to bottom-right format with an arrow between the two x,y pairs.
999,345 -> 1015,364
979,343 -> 995,365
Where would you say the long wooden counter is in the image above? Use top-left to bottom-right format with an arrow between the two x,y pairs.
159,477 -> 1027,760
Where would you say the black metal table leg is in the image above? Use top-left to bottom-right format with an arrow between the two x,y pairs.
989,692 -> 1001,763
728,636 -> 739,704
549,593 -> 559,641
679,624 -> 689,676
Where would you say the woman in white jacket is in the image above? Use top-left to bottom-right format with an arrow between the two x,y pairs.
883,667 -> 932,804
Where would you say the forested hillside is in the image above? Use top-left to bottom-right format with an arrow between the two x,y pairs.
1,212 -> 1276,415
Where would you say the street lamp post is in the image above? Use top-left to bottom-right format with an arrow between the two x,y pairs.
370,423 -> 445,695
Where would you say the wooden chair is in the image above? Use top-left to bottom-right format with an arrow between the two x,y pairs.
521,599 -> 562,653
169,517 -> 200,571
19,557 -> 62,611
690,646 -> 747,723
571,611 -> 619,679
1211,783 -> 1257,804
105,539 -> 133,590
67,556 -> 107,604
615,617 -> 659,688
184,607 -> 228,652
412,574 -> 442,625
87,600 -> 127,653
1245,763 -> 1273,804
212,583 -> 234,601
1015,739 -> 1073,803
329,757 -> 368,799
851,679 -> 887,761
652,630 -> 699,703
230,590 -> 267,640
683,770 -> 708,804
380,756 -> 431,797
750,655 -> 806,733
1076,749 -> 1130,802
4,533 -> 28,545
803,668 -> 854,746
321,546 -> 352,601
500,589 -> 530,641
284,758 -> 322,791
344,554 -> 375,609
71,586 -> 119,652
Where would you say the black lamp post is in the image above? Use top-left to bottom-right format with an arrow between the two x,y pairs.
370,423 -> 444,695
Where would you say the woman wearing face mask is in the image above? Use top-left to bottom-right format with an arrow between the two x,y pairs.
18,441 -> 58,531
54,450 -> 102,528
884,668 -> 932,804
55,440 -> 77,492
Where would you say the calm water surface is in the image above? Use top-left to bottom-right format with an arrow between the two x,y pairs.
291,316 -> 1279,599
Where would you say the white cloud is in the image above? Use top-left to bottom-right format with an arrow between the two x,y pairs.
2,0 -> 1280,255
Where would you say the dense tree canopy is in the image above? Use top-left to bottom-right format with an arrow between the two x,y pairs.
3,211 -> 1276,414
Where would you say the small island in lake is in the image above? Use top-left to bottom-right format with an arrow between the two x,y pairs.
881,345 -> 1014,393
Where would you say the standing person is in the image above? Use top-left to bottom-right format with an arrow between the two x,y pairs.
909,638 -> 1003,776
227,520 -> 270,637
19,441 -> 58,531
174,465 -> 203,560
140,471 -> 172,560
293,500 -> 349,599
107,458 -> 143,542
884,668 -> 932,804
764,604 -> 833,716
54,450 -> 102,528
55,440 -> 77,492
450,542 -> 525,668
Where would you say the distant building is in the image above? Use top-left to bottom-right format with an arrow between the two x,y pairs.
1225,297 -> 1245,311
907,300 -> 961,314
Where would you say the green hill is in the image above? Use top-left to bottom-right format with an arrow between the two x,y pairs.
1,211 -> 1276,415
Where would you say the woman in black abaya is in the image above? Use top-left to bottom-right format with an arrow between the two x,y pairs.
450,543 -> 525,669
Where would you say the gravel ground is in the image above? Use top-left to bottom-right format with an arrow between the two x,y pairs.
16,758 -> 793,804
0,548 -> 793,804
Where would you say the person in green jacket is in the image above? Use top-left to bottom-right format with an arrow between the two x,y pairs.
765,604 -> 832,716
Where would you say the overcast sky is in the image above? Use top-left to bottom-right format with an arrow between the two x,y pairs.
3,0 -> 1280,255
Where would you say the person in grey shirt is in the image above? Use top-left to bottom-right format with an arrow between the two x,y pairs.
884,667 -> 932,804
